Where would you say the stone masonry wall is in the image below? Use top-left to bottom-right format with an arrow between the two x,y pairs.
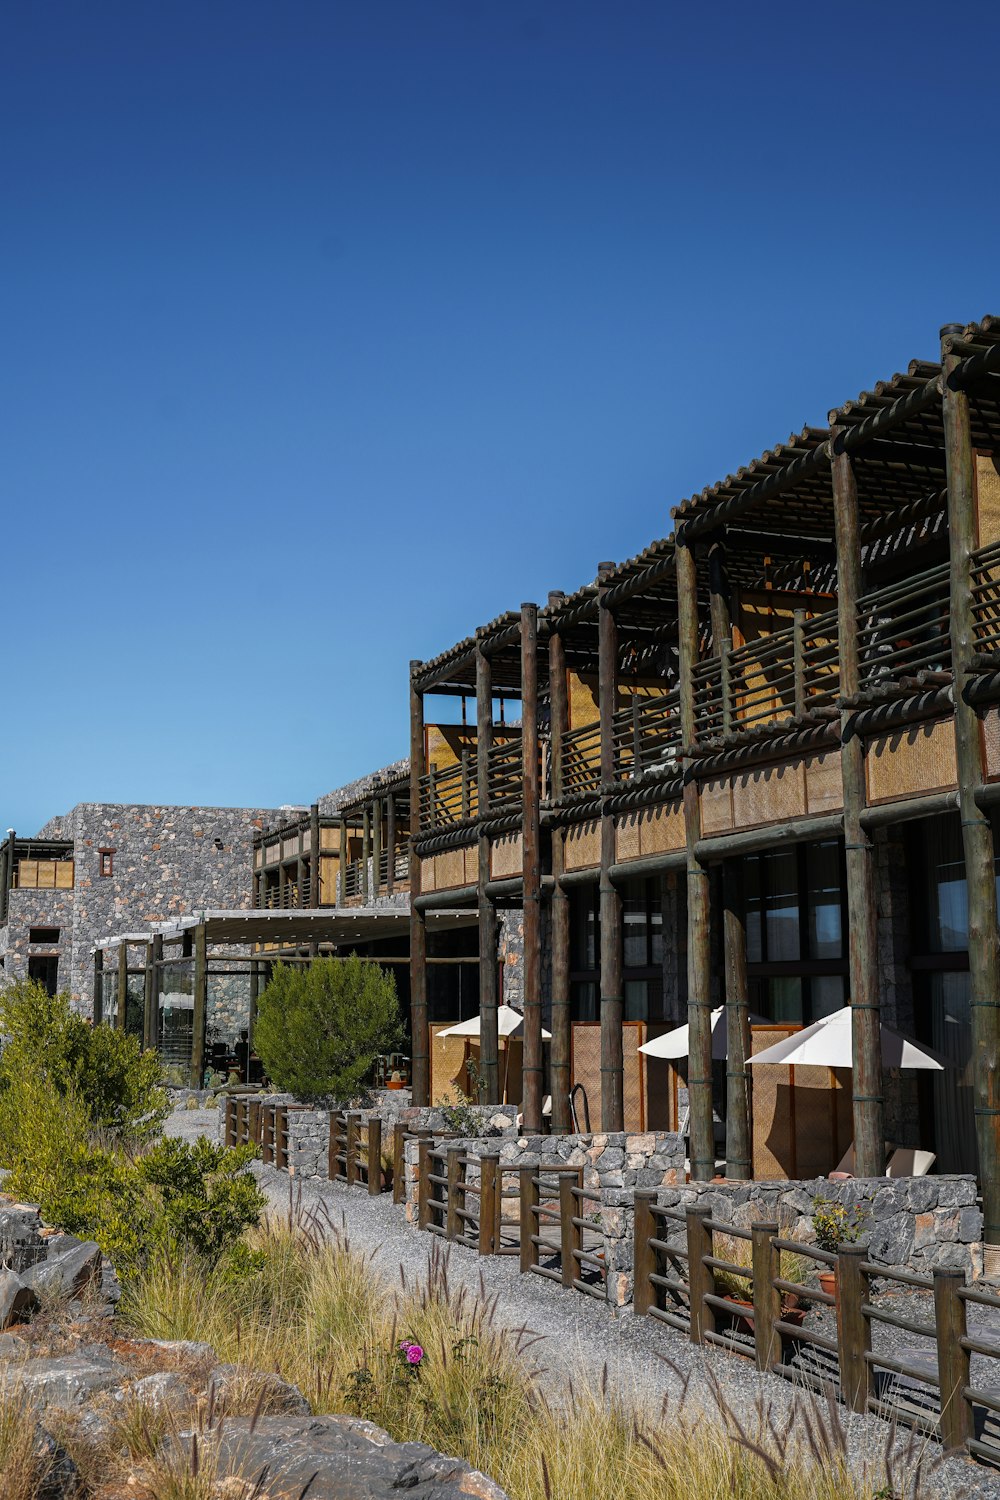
653,1173 -> 983,1280
31,802 -> 287,1012
0,887 -> 75,994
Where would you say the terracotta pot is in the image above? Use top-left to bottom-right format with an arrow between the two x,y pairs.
818,1269 -> 838,1302
386,1080 -> 404,1091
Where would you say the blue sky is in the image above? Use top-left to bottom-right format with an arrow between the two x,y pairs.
4,2 -> 1000,831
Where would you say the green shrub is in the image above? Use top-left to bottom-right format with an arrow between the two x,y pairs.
0,980 -> 168,1159
253,955 -> 402,1101
137,1136 -> 265,1262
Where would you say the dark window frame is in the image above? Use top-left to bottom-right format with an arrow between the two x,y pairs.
99,849 -> 115,878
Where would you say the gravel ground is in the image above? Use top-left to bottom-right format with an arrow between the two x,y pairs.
167,1105 -> 1000,1497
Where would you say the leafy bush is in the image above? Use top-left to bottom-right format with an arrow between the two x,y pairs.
0,980 -> 168,1158
137,1136 -> 264,1261
253,955 -> 402,1100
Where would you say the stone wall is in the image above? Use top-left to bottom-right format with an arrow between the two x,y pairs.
0,887 -> 75,994
652,1173 -> 983,1280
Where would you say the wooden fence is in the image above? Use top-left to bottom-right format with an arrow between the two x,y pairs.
223,1096 -> 294,1171
633,1192 -> 1000,1465
518,1164 -> 606,1298
328,1110 -> 383,1194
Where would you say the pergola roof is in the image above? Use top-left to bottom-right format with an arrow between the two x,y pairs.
96,907 -> 477,950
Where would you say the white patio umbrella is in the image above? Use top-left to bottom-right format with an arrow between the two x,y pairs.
639,1006 -> 766,1062
746,1006 -> 947,1071
438,1004 -> 551,1040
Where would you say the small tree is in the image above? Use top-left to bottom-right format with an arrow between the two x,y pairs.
253,956 -> 402,1101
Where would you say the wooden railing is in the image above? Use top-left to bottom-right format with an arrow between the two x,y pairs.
259,878 -> 310,910
329,1110 -> 382,1195
558,722 -> 601,798
417,1142 -> 504,1254
690,611 -> 840,747
612,690 -> 682,781
633,1194 -> 1000,1465
223,1097 -> 291,1169
970,539 -> 1000,663
856,562 -> 951,698
486,738 -> 525,810
518,1164 -> 606,1299
376,848 -> 410,889
418,756 -> 477,831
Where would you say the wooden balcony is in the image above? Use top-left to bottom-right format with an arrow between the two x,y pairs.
854,564 -> 951,704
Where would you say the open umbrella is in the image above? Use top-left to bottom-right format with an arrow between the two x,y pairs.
437,1004 -> 551,1040
438,1006 -> 551,1104
639,1006 -> 766,1062
746,1006 -> 947,1070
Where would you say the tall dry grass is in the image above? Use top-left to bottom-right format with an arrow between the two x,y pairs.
120,1201 -> 932,1500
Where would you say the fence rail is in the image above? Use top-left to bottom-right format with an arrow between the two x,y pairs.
971,539 -> 1000,662
856,562 -> 951,697
329,1110 -> 383,1194
518,1164 -> 606,1298
223,1096 -> 293,1170
612,689 -> 682,781
633,1195 -> 1000,1466
418,757 -> 476,831
559,722 -> 602,798
417,1143 -> 504,1255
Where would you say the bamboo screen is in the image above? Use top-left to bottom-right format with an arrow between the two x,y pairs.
976,452 -> 1000,547
749,1024 -> 852,1180
16,860 -> 74,890
570,1022 -> 647,1131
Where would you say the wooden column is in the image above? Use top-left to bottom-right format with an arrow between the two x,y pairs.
386,794 -> 396,894
711,539 -> 751,1176
278,857 -> 287,911
548,598 -> 571,1133
677,537 -> 714,1181
338,817 -> 348,906
92,947 -> 103,1025
942,330 -> 1000,1253
249,956 -> 260,1047
409,662 -> 430,1106
521,602 -> 543,1130
190,923 -> 207,1089
116,941 -> 128,1032
143,934 -> 161,1051
361,806 -> 371,904
309,803 -> 320,908
831,432 -> 885,1179
723,861 -> 752,1178
598,563 -> 624,1131
369,797 -> 380,897
476,640 -> 499,1104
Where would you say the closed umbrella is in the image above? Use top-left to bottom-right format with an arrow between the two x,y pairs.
747,1007 -> 946,1070
639,1006 -> 766,1062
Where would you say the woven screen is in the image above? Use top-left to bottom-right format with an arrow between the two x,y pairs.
976,452 -> 1000,547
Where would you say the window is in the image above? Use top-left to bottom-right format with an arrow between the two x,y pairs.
568,878 -> 664,1023
27,955 -> 59,996
28,927 -> 60,945
744,840 -> 847,1025
99,849 -> 115,877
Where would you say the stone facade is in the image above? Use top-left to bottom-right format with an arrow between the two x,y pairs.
652,1173 -> 983,1280
2,802 -> 287,1012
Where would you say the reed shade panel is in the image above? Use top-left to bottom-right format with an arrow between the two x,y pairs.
970,538 -> 1000,656
856,562 -> 952,696
612,688 -> 682,780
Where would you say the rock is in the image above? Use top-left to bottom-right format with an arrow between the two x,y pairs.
23,1240 -> 102,1299
162,1413 -> 510,1499
0,1270 -> 38,1328
144,1338 -> 217,1363
127,1372 -> 192,1410
209,1363 -> 311,1415
0,1354 -> 125,1410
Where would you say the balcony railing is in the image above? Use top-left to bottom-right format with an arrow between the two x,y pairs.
971,539 -> 1000,660
558,721 -> 601,798
856,563 -> 951,698
690,609 -> 839,746
377,849 -> 410,888
418,758 -> 477,831
486,737 -> 525,811
613,689 -> 682,781
259,875 -> 310,910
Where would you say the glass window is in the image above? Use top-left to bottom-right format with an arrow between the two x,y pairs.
745,856 -> 762,962
765,850 -> 800,961
571,981 -> 597,1023
807,842 -> 843,959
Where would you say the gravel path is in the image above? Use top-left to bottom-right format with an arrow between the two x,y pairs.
168,1106 -> 999,1497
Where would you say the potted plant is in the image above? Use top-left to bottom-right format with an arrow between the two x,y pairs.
811,1196 -> 869,1299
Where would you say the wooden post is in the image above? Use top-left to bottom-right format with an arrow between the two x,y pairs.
386,794 -> 396,894
338,817 -> 348,907
409,663 -> 430,1107
478,1153 -> 499,1254
367,1115 -> 382,1195
522,602 -> 544,1131
792,608 -> 807,718
476,641 -> 500,1104
345,1114 -> 359,1186
559,1171 -> 580,1289
417,1138 -> 432,1229
92,948 -> 103,1026
686,1205 -> 715,1344
446,1147 -> 463,1240
392,1122 -> 407,1203
678,538 -> 715,1181
942,329 -> 1000,1254
835,1242 -> 872,1414
633,1191 -> 657,1317
142,937 -> 155,1051
519,1166 -> 538,1273
190,923 -> 207,1089
372,797 -> 382,897
249,958 -> 260,1060
116,941 -> 128,1032
361,806 -> 371,905
830,434 -> 884,1179
278,855 -> 288,911
933,1267 -> 973,1456
598,564 -> 624,1131
309,803 -> 320,908
548,605 -> 571,1134
723,861 -> 752,1179
750,1222 -> 781,1372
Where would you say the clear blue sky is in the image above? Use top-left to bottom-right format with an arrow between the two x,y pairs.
4,2 -> 999,832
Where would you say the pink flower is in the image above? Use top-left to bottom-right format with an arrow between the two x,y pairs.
400,1340 -> 423,1365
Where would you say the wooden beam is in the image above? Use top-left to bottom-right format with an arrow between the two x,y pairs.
386,793 -> 396,894
190,923 -> 207,1089
476,642 -> 499,1104
143,934 -> 160,1051
677,538 -> 714,1181
116,941 -> 128,1033
338,817 -> 348,908
548,609 -> 571,1133
598,564 -> 624,1131
361,806 -> 371,905
409,663 -> 430,1107
521,603 -> 543,1131
92,947 -> 103,1025
723,861 -> 751,1179
942,331 -> 1000,1256
309,803 -> 320,908
831,432 -> 885,1180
